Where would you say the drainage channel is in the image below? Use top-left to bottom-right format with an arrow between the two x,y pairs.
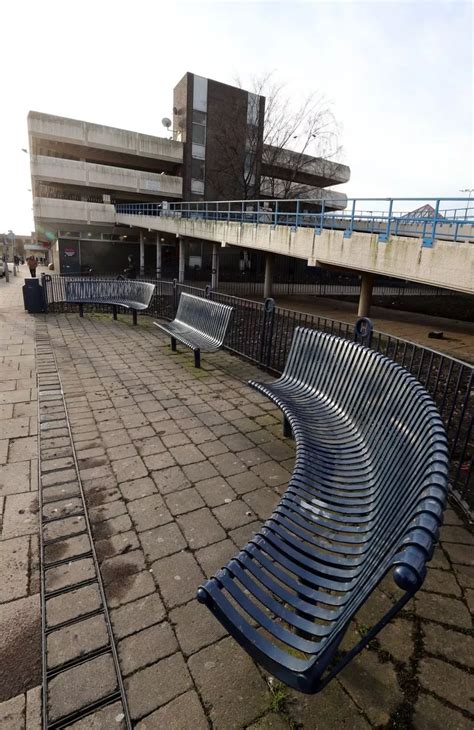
35,322 -> 131,730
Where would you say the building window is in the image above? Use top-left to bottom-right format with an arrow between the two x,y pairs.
192,110 -> 207,146
191,158 -> 205,182
193,76 -> 208,112
192,123 -> 206,145
193,110 -> 206,124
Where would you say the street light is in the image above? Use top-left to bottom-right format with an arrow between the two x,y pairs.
460,189 -> 474,221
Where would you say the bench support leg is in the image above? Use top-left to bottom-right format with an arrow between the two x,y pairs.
316,589 -> 412,691
79,303 -> 84,318
112,305 -> 117,321
283,416 -> 293,439
194,349 -> 201,368
171,337 -> 177,352
132,310 -> 137,326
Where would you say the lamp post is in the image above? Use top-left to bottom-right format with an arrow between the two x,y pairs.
460,189 -> 474,221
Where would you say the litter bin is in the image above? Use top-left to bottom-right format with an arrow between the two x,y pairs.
23,278 -> 46,313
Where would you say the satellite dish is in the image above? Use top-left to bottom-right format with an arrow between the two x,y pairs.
162,117 -> 172,129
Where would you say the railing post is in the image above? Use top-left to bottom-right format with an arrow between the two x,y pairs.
294,199 -> 300,230
259,297 -> 275,369
274,200 -> 278,228
172,278 -> 178,312
454,221 -> 460,241
354,316 -> 373,347
41,273 -> 49,312
423,198 -> 440,247
344,199 -> 356,238
379,199 -> 393,242
265,298 -> 276,369
256,200 -> 260,226
316,200 -> 325,235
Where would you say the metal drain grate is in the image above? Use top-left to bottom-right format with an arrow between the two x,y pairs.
35,322 -> 131,729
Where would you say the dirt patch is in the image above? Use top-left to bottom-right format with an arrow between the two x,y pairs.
79,457 -> 108,469
44,539 -> 68,562
87,488 -> 117,507
0,596 -> 42,702
101,559 -> 140,602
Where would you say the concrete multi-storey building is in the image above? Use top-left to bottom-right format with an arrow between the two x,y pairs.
28,72 -> 350,275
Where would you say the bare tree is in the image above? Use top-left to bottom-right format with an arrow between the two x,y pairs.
205,72 -> 344,201
253,72 -> 344,199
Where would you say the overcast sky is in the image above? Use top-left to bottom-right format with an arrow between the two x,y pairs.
1,0 -> 472,234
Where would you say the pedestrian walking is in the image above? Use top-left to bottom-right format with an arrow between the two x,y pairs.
123,254 -> 137,280
27,255 -> 38,277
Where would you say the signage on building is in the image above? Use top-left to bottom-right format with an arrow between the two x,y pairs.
145,180 -> 161,191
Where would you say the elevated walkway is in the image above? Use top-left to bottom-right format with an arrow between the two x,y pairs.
115,197 -> 474,295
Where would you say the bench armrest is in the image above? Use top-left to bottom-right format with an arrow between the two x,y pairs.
391,506 -> 445,591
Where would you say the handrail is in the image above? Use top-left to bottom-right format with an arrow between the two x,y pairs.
115,196 -> 474,245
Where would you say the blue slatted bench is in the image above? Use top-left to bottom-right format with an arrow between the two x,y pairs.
197,327 -> 449,693
155,292 -> 233,367
65,279 -> 155,325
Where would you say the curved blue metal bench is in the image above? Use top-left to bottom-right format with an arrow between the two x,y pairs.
65,279 -> 155,325
197,327 -> 449,693
155,292 -> 233,367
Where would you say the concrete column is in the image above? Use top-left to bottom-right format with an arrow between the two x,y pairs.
263,253 -> 274,299
178,237 -> 185,284
139,230 -> 145,276
211,243 -> 219,290
156,233 -> 162,280
358,273 -> 374,317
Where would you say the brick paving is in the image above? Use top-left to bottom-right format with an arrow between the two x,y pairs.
0,273 -> 472,728
0,269 -> 41,728
268,296 -> 474,363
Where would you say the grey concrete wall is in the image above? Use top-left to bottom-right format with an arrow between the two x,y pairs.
31,156 -> 182,198
28,112 -> 183,163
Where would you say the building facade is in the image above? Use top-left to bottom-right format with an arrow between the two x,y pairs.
28,72 -> 350,275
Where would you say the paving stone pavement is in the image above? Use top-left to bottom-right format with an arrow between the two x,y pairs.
0,282 -> 473,729
0,269 -> 42,728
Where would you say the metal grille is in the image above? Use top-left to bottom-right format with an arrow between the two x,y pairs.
35,322 -> 131,730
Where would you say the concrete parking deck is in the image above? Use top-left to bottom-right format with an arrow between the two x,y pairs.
0,271 -> 473,729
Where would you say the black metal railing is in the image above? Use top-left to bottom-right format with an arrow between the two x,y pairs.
41,274 -> 473,521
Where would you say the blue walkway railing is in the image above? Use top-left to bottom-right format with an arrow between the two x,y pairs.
115,197 -> 474,246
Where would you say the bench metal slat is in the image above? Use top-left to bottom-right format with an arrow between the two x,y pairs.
228,559 -> 337,637
237,549 -> 346,617
243,542 -> 347,607
218,567 -> 331,649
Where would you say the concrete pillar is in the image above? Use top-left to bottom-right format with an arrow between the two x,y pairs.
358,273 -> 374,317
156,233 -> 162,280
264,253 -> 274,299
178,237 -> 185,284
211,243 -> 219,290
139,230 -> 145,276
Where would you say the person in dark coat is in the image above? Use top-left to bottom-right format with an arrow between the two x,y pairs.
27,256 -> 38,277
123,255 -> 137,279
